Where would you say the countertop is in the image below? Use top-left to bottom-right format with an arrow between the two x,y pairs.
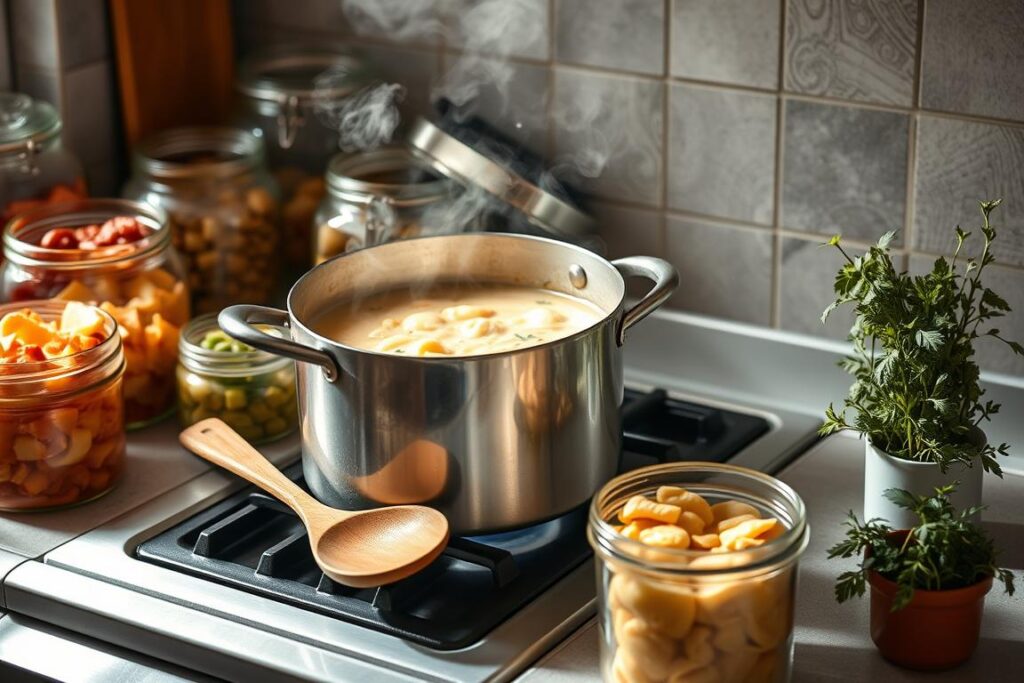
0,421 -> 299,560
520,432 -> 1024,682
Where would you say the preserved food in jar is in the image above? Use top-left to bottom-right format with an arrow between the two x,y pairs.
123,127 -> 280,314
2,200 -> 190,427
0,93 -> 85,226
589,464 -> 809,683
0,301 -> 126,511
235,47 -> 374,273
177,314 -> 297,444
313,148 -> 467,264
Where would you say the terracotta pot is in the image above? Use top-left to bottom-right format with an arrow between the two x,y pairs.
867,531 -> 993,670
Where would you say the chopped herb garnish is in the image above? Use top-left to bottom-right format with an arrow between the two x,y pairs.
536,300 -> 552,305
514,333 -> 537,341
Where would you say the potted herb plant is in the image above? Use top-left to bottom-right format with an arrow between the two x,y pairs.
828,485 -> 1015,670
820,200 -> 1022,525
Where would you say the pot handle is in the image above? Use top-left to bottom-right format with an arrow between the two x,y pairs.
611,256 -> 679,346
219,305 -> 341,382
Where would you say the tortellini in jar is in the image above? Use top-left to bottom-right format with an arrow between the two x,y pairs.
596,484 -> 801,683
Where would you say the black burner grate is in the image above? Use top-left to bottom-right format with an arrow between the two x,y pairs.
136,388 -> 769,650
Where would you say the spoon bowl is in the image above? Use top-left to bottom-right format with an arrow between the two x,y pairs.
180,418 -> 450,588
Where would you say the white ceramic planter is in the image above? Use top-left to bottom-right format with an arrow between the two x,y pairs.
863,436 -> 984,527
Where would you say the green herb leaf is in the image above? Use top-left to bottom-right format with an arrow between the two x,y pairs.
820,200 -> 1020,471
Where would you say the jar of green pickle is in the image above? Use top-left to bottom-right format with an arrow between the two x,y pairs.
176,313 -> 297,443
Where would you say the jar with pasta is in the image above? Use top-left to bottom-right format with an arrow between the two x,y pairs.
588,463 -> 809,683
123,127 -> 280,314
176,313 -> 297,444
234,46 -> 374,275
0,93 -> 86,228
1,199 -> 189,427
313,148 -> 469,264
0,300 -> 126,511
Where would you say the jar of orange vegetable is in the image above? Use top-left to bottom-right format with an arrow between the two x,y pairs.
1,199 -> 189,427
0,300 -> 126,511
588,463 -> 809,683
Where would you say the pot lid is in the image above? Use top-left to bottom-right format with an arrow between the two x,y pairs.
235,46 -> 373,103
407,115 -> 594,238
0,93 -> 61,154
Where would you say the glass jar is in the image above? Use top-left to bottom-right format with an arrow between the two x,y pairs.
235,47 -> 374,274
588,463 -> 809,683
0,93 -> 86,226
2,199 -> 190,427
123,127 -> 281,314
0,300 -> 126,511
313,148 -> 468,264
177,313 -> 297,444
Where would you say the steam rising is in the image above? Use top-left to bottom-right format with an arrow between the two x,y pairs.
315,0 -> 600,243
314,68 -> 406,152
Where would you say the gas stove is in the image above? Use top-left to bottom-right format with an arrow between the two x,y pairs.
133,388 -> 767,653
0,312 -> 829,682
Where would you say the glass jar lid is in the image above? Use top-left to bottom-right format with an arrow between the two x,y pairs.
0,93 -> 61,155
235,46 -> 372,104
133,127 -> 265,182
407,117 -> 594,239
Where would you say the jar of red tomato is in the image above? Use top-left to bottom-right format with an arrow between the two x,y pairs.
0,300 -> 126,511
0,93 -> 86,226
1,199 -> 190,427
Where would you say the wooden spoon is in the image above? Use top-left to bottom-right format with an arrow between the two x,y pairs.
180,418 -> 450,588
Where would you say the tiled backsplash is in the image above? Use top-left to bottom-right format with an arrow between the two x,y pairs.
6,1 -> 1022,377
235,0 -> 1019,378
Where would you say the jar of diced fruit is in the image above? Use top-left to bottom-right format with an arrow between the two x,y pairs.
588,463 -> 809,683
123,127 -> 280,314
0,300 -> 126,511
177,313 -> 297,444
1,199 -> 190,428
0,93 -> 86,228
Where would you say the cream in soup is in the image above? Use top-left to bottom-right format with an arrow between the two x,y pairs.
314,284 -> 605,356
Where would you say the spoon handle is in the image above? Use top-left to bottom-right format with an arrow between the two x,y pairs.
180,418 -> 327,522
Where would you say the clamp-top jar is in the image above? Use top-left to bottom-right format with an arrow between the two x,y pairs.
123,127 -> 280,314
235,46 -> 374,272
313,148 -> 466,264
0,93 -> 85,226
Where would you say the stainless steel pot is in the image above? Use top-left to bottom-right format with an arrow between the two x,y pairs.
219,233 -> 677,533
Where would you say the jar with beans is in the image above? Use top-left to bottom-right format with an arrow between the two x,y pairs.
588,463 -> 809,683
177,313 -> 297,444
235,47 -> 374,275
0,301 -> 126,511
1,199 -> 190,427
313,148 -> 468,264
123,127 -> 280,314
0,93 -> 86,227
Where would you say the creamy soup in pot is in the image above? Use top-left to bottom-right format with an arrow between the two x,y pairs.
312,284 -> 605,356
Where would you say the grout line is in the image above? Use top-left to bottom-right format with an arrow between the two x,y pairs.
913,0 -> 926,109
659,0 -> 670,211
903,112 -> 919,250
771,0 -> 787,329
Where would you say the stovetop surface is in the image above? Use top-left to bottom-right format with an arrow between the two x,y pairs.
135,387 -> 769,650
